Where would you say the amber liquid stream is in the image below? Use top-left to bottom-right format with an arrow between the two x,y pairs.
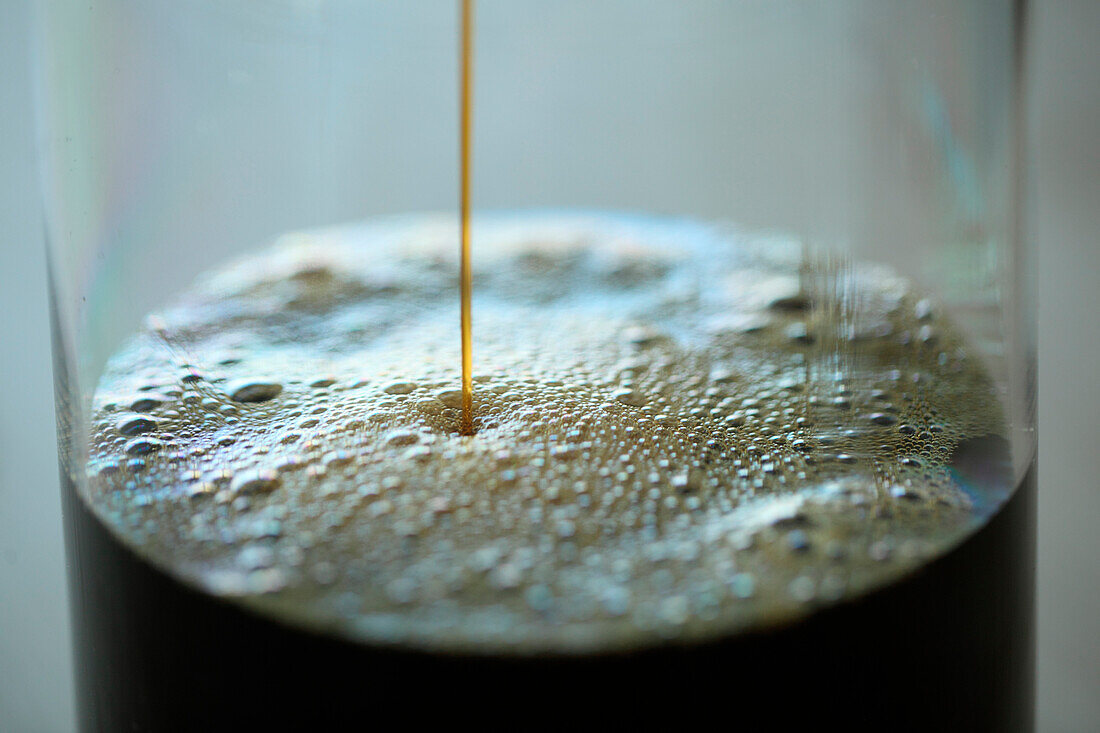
459,0 -> 475,435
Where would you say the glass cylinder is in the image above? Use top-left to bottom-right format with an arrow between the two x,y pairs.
36,1 -> 1033,730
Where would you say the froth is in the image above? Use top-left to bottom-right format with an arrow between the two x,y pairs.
85,213 -> 1008,653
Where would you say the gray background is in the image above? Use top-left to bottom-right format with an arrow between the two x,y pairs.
2,1 -> 1098,730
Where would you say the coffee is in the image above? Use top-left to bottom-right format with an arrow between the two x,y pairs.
83,214 -> 1015,647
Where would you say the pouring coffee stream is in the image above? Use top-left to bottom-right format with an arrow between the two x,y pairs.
459,0 -> 475,435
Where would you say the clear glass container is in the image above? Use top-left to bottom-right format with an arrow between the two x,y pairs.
36,1 -> 1033,730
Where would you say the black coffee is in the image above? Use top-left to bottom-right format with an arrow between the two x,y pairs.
67,215 -> 1032,730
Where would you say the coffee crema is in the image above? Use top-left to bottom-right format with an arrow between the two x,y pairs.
84,213 -> 1009,653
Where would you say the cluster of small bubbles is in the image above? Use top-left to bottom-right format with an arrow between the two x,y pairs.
83,214 -> 1009,655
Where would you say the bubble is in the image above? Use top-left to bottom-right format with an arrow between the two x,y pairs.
117,415 -> 158,436
769,294 -> 810,312
622,325 -> 662,346
370,500 -> 394,517
613,389 -> 647,407
890,486 -> 921,501
230,469 -> 281,495
88,459 -> 120,477
869,541 -> 893,562
386,577 -> 419,604
380,476 -> 404,491
188,482 -> 217,500
229,381 -> 282,403
827,396 -> 850,411
385,430 -> 420,447
311,562 -> 337,585
524,584 -> 553,612
787,529 -> 811,552
435,390 -> 465,409
124,437 -> 163,455
416,399 -> 445,416
322,451 -> 353,468
788,576 -> 816,603
658,595 -> 690,625
490,563 -> 523,589
238,545 -> 277,570
383,382 -> 418,395
709,366 -> 736,384
129,394 -> 169,412
601,586 -> 631,616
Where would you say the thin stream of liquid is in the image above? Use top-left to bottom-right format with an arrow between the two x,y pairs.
459,0 -> 475,435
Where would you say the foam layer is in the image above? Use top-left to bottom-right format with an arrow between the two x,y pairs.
85,213 -> 1007,653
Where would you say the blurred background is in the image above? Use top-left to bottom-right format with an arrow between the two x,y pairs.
2,1 -> 1097,730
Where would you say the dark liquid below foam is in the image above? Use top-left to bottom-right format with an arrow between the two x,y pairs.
62,453 -> 1033,732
